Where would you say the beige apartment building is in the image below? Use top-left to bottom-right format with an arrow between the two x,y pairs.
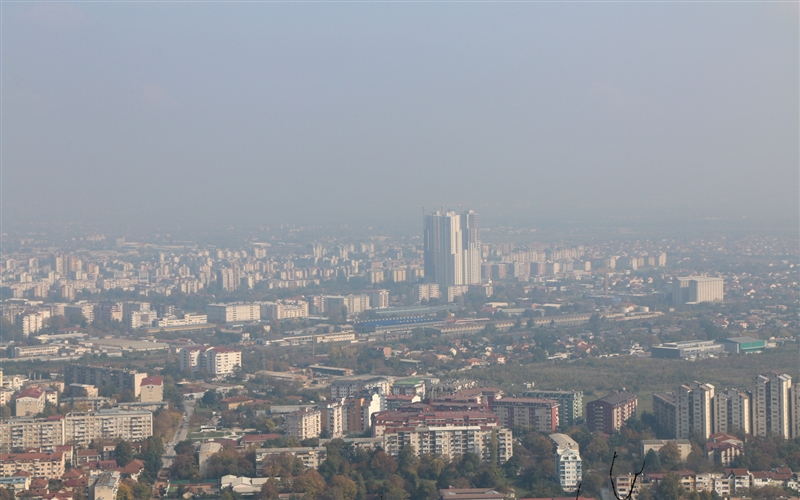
753,372 -> 792,439
383,425 -> 512,465
0,451 -> 66,479
64,409 -> 153,448
285,408 -> 321,440
15,387 -> 46,417
0,417 -> 66,452
139,376 -> 163,403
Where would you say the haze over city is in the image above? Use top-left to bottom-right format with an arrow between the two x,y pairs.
2,2 -> 798,230
0,4 -> 799,500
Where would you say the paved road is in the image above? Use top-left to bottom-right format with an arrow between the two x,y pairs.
162,399 -> 196,469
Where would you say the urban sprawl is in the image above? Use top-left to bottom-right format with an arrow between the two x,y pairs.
0,213 -> 797,500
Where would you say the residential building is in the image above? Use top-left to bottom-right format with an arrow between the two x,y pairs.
255,447 -> 326,470
15,387 -> 46,417
321,400 -> 344,439
324,295 -> 370,316
202,347 -> 242,377
260,301 -> 309,320
424,210 -> 482,291
491,398 -> 559,432
792,382 -> 800,439
371,410 -> 499,438
677,382 -> 715,439
641,439 -> 692,461
413,283 -> 440,302
753,372 -> 792,439
343,393 -> 383,434
522,390 -> 583,427
673,276 -> 724,304
285,408 -> 321,440
0,416 -> 66,452
0,451 -> 66,479
653,392 -> 677,437
713,388 -> 751,435
330,376 -> 392,399
365,289 -> 389,309
64,409 -> 153,447
586,392 -> 638,434
178,346 -> 242,377
424,210 -> 464,289
206,303 -> 261,323
64,366 -> 147,399
91,471 -> 120,500
550,433 -> 582,493
383,425 -> 511,464
139,377 -> 163,403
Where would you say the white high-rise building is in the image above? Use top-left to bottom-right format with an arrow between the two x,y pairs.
424,209 -> 481,292
713,389 -> 751,435
462,210 -> 481,285
677,382 -> 715,439
753,373 -> 792,439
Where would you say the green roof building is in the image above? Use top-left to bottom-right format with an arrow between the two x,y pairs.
717,337 -> 766,354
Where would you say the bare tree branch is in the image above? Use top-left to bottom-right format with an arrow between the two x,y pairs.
609,451 -> 646,500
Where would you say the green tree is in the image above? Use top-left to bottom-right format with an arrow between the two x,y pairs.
115,441 -> 134,467
655,473 -> 683,500
658,442 -> 681,470
397,445 -> 418,477
643,448 -> 662,473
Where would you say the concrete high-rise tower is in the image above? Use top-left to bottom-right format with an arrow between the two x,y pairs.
753,373 -> 792,439
461,210 -> 481,285
424,211 -> 463,289
424,209 -> 482,290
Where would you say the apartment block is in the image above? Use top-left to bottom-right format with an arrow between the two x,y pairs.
550,433 -> 582,493
64,365 -> 147,399
178,346 -> 242,377
365,289 -> 389,309
64,409 -> 153,448
206,302 -> 261,323
15,387 -> 46,417
371,410 -> 499,438
285,408 -> 321,440
491,398 -> 559,432
260,301 -> 309,320
330,376 -> 393,399
653,393 -> 677,437
522,390 -> 583,427
321,400 -> 344,439
753,372 -> 792,439
91,471 -> 121,500
713,388 -> 751,435
139,376 -> 163,403
0,451 -> 66,479
586,392 -> 638,434
677,382 -> 715,439
384,425 -> 511,465
0,417 -> 66,452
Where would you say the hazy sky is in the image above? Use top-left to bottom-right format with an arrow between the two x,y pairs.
3,2 -> 798,230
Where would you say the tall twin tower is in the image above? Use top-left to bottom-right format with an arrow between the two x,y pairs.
423,209 -> 481,289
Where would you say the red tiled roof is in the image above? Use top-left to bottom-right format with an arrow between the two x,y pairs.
16,387 -> 45,400
141,376 -> 163,386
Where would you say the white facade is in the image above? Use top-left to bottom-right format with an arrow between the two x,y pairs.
550,433 -> 582,493
753,373 -> 792,439
206,303 -> 261,323
383,426 -> 512,465
285,408 -> 321,440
